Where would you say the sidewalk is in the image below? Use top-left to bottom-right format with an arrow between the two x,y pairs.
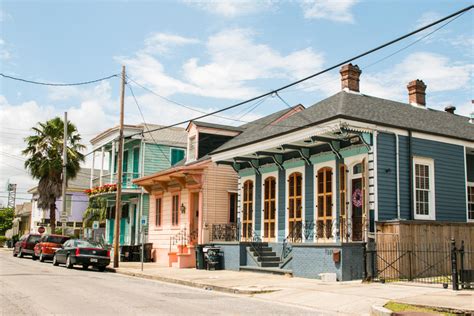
109,262 -> 474,315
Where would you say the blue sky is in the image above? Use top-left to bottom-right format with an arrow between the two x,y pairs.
0,0 -> 473,205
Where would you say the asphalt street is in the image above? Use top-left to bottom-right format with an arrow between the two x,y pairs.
0,250 -> 319,315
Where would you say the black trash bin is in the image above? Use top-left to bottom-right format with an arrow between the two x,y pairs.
144,243 -> 153,262
195,245 -> 205,269
205,247 -> 222,270
120,245 -> 131,262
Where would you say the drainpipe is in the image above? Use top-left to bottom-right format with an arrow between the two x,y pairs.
408,130 -> 413,220
395,134 -> 400,219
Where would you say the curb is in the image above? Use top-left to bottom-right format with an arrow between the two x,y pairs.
370,305 -> 392,316
107,267 -> 277,295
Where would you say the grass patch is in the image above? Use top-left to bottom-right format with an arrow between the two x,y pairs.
384,301 -> 459,315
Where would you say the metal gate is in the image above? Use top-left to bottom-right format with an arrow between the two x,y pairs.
365,239 -> 473,290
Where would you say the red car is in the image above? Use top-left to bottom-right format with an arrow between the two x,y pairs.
33,234 -> 70,262
13,233 -> 41,258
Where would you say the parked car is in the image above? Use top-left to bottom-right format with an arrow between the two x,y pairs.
13,233 -> 41,258
53,239 -> 110,272
33,234 -> 70,262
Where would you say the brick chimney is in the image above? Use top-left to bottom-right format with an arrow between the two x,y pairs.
340,64 -> 361,92
407,79 -> 426,107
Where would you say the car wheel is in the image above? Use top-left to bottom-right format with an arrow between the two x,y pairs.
13,250 -> 17,257
82,265 -> 88,270
98,266 -> 106,272
39,252 -> 45,262
66,255 -> 73,269
18,249 -> 24,258
52,255 -> 59,266
32,254 -> 38,261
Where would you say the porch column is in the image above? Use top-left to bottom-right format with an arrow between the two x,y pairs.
110,141 -> 116,183
304,164 -> 314,242
334,156 -> 343,243
99,146 -> 105,186
90,151 -> 95,189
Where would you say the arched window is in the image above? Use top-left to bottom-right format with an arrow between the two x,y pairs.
263,176 -> 276,241
242,180 -> 254,241
288,172 -> 303,241
317,167 -> 333,239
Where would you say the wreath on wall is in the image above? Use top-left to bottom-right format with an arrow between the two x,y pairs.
352,188 -> 363,208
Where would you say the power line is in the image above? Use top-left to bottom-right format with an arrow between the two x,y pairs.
0,73 -> 119,87
126,5 -> 473,138
282,8 -> 467,95
126,76 -> 273,125
127,83 -> 172,164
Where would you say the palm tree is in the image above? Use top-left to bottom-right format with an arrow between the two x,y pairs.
23,117 -> 85,232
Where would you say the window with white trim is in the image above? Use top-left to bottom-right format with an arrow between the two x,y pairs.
468,184 -> 474,221
413,157 -> 435,220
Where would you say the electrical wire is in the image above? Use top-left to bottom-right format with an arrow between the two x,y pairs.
127,83 -> 172,164
126,5 -> 473,138
0,73 -> 120,87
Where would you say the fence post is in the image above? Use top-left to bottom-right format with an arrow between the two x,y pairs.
408,249 -> 413,281
451,238 -> 459,291
363,242 -> 368,280
459,240 -> 465,289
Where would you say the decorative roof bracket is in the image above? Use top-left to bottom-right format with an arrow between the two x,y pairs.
255,151 -> 284,170
281,145 -> 311,165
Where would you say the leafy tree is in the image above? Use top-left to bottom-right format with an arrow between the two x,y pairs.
0,207 -> 15,235
23,117 -> 85,231
83,197 -> 107,228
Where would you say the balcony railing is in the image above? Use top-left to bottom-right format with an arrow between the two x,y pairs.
92,172 -> 141,190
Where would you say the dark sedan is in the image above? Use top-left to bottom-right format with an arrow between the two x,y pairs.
53,239 -> 110,272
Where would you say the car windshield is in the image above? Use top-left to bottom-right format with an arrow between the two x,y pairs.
29,235 -> 41,243
74,240 -> 102,248
46,236 -> 69,244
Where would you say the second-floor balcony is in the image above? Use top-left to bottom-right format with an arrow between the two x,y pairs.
91,172 -> 141,191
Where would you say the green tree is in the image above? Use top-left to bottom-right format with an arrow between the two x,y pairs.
0,207 -> 15,235
23,117 -> 85,231
83,197 -> 107,228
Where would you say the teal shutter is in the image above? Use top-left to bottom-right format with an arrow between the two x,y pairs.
133,147 -> 140,178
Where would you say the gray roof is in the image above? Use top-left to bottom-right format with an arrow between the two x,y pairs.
192,121 -> 244,132
213,91 -> 474,153
139,124 -> 187,148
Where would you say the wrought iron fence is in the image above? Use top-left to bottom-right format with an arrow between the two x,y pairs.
210,223 -> 238,242
282,221 -> 316,260
365,239 -> 473,290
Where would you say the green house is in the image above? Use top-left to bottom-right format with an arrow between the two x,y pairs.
88,124 -> 187,247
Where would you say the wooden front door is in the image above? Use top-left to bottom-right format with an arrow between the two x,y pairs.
242,180 -> 253,241
263,177 -> 276,241
351,178 -> 363,241
288,172 -> 302,241
189,192 -> 199,243
317,167 -> 333,240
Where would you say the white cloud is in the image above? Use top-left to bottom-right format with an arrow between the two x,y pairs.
300,0 -> 358,23
121,28 -> 325,100
142,33 -> 199,55
183,0 -> 275,17
415,11 -> 442,29
0,38 -> 11,60
357,52 -> 473,115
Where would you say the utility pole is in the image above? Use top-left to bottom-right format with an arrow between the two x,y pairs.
113,65 -> 126,268
61,112 -> 67,235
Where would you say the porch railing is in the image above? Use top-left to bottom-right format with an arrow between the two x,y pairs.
282,221 -> 316,260
169,227 -> 199,252
210,223 -> 238,242
92,172 -> 141,190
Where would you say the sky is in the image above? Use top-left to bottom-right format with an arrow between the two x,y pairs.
0,0 -> 473,207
